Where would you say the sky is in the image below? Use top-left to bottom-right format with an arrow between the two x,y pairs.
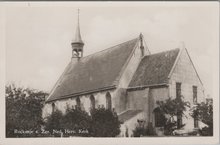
4,2 -> 219,98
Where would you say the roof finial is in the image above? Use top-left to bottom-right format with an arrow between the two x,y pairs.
72,8 -> 84,44
77,8 -> 79,26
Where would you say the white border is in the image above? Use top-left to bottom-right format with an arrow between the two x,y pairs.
0,2 -> 219,145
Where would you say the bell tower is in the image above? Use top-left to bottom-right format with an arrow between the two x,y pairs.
71,9 -> 84,59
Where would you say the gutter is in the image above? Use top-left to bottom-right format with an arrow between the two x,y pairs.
127,83 -> 168,91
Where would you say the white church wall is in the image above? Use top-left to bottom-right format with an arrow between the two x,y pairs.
42,103 -> 53,118
149,87 -> 169,125
122,87 -> 169,127
127,89 -> 148,110
168,48 -> 205,131
67,98 -> 77,109
169,48 -> 205,104
127,89 -> 149,122
112,88 -> 127,113
80,95 -> 91,112
43,89 -> 117,118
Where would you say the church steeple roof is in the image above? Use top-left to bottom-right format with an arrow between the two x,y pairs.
71,9 -> 84,58
72,9 -> 84,44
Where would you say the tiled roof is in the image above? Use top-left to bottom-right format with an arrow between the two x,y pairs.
129,48 -> 180,88
118,110 -> 143,122
46,38 -> 139,102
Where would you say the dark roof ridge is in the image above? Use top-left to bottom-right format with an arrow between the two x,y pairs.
81,37 -> 139,59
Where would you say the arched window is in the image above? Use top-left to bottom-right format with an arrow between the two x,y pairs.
154,108 -> 166,127
76,97 -> 81,109
52,103 -> 55,113
90,95 -> 95,109
106,92 -> 112,110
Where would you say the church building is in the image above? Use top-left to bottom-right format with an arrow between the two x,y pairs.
43,12 -> 205,136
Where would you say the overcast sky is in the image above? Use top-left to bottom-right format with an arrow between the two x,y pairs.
4,2 -> 219,98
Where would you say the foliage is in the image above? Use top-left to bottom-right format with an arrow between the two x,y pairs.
156,96 -> 190,119
133,122 -> 156,137
6,84 -> 121,137
163,119 -> 177,135
156,96 -> 190,135
191,102 -> 213,136
44,109 -> 64,137
44,106 -> 121,137
61,107 -> 91,137
6,84 -> 47,137
90,107 -> 121,137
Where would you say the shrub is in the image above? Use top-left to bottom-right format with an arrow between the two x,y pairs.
44,106 -> 121,137
61,107 -> 91,137
44,109 -> 64,137
90,107 -> 121,137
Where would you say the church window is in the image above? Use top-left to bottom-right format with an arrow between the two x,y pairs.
76,97 -> 81,109
176,82 -> 181,99
193,86 -> 197,104
90,95 -> 95,109
106,92 -> 112,110
176,82 -> 182,128
154,108 -> 166,127
193,85 -> 199,128
52,103 -> 55,113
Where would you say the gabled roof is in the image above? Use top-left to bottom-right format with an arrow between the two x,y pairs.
129,48 -> 180,88
118,110 -> 143,123
46,38 -> 139,102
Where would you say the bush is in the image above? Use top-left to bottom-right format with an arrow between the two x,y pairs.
44,107 -> 121,137
61,107 -> 91,137
90,107 -> 121,137
44,109 -> 64,137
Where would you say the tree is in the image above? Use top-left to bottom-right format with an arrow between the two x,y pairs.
191,102 -> 213,136
61,107 -> 91,137
90,107 -> 121,137
6,84 -> 47,137
44,107 -> 92,137
156,96 -> 190,135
